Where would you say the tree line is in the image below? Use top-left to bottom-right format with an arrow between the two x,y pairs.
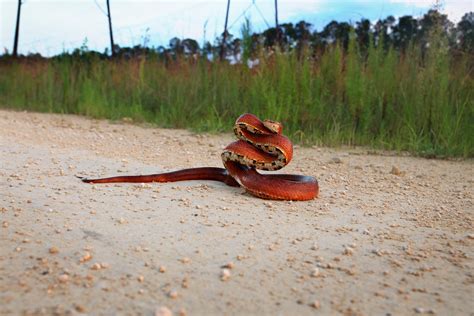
4,9 -> 473,61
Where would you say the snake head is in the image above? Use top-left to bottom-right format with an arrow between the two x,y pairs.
263,119 -> 283,134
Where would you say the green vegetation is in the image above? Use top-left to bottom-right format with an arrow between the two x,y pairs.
0,11 -> 472,157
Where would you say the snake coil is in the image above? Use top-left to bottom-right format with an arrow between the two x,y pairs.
81,113 -> 319,200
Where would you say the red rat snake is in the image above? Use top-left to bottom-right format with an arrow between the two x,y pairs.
81,113 -> 319,200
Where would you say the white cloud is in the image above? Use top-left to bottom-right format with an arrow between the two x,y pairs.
390,0 -> 473,22
443,1 -> 473,22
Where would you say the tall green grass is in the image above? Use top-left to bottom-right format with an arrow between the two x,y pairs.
0,37 -> 472,157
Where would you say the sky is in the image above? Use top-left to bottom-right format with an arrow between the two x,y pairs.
0,0 -> 472,56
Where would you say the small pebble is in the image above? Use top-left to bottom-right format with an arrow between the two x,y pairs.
180,257 -> 190,264
220,268 -> 231,281
137,275 -> 144,282
91,263 -> 102,270
117,218 -> 126,224
168,290 -> 178,299
311,268 -> 320,277
222,262 -> 234,269
75,304 -> 86,313
80,252 -> 92,262
413,307 -> 435,314
311,300 -> 321,309
372,249 -> 384,256
343,247 -> 354,256
49,246 -> 59,254
155,306 -> 172,316
58,274 -> 69,283
390,166 -> 401,176
159,266 -> 167,273
181,277 -> 189,289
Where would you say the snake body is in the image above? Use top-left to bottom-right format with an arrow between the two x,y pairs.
82,113 -> 319,200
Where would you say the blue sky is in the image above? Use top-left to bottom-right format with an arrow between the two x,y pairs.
0,0 -> 472,56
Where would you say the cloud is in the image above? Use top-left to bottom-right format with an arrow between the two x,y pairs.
443,1 -> 473,22
389,0 -> 473,22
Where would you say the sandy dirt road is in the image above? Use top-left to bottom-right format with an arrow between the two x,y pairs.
0,110 -> 473,316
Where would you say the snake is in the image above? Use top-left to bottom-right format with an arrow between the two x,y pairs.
81,113 -> 319,200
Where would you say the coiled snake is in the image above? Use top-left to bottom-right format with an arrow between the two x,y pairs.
81,113 -> 319,200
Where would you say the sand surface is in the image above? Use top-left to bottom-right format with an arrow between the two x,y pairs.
0,110 -> 473,316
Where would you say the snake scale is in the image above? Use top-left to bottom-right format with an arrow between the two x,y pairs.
81,113 -> 319,200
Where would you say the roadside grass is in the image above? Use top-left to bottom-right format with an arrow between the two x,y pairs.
0,37 -> 472,157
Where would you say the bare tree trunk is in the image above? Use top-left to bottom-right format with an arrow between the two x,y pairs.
219,0 -> 231,61
106,0 -> 115,57
13,0 -> 22,57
